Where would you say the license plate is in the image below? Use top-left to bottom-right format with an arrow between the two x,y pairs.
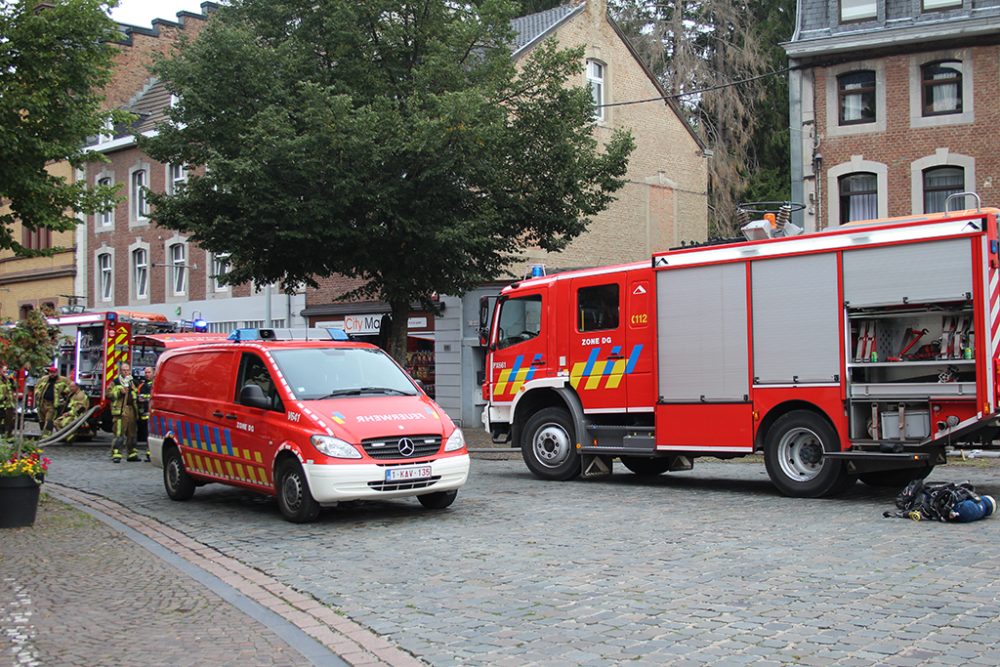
386,466 -> 432,482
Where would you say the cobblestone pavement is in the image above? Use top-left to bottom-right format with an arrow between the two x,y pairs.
40,440 -> 1000,666
0,496 -> 302,667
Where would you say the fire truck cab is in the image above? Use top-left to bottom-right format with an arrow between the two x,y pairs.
482,206 -> 1000,497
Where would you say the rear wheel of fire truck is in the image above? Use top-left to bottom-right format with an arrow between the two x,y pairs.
620,456 -> 672,476
163,446 -> 195,501
521,407 -> 581,481
418,489 -> 458,509
764,410 -> 849,498
276,459 -> 321,523
859,466 -> 934,488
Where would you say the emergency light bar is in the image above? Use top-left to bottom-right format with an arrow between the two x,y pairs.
227,328 -> 350,342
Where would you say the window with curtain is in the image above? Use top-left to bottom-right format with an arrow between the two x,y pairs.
838,71 -> 876,125
839,173 -> 878,224
133,248 -> 148,299
586,59 -> 605,122
923,166 -> 964,213
922,0 -> 961,11
98,253 -> 113,301
922,61 -> 962,116
170,243 -> 187,295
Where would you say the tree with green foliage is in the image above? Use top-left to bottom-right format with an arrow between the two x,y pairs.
143,0 -> 634,361
0,309 -> 63,450
739,0 -> 795,207
610,0 -> 778,236
0,0 -> 125,254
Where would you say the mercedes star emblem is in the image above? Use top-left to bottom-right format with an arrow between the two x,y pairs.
397,437 -> 416,457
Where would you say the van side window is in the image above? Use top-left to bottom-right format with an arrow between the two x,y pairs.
577,284 -> 619,332
236,353 -> 283,412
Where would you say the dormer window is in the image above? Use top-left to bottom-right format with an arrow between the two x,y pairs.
922,0 -> 961,11
841,0 -> 877,22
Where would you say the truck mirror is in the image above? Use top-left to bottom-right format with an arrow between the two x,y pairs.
478,296 -> 491,347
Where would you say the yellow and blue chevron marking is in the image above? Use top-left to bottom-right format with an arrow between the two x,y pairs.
493,353 -> 542,397
153,415 -> 268,485
570,344 -> 643,391
331,411 -> 346,425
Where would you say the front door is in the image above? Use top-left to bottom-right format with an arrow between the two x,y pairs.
569,274 -> 627,412
489,290 -> 548,405
228,352 -> 287,491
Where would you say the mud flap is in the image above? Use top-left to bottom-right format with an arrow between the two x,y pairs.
669,455 -> 694,472
582,454 -> 613,479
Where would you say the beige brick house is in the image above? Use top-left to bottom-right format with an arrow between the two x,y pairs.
304,0 -> 710,429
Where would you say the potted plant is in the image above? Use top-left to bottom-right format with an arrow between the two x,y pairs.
0,310 -> 63,529
0,441 -> 50,528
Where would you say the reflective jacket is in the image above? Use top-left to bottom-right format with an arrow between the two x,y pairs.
108,378 -> 138,417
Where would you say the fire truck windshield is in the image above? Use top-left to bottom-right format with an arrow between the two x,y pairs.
496,294 -> 542,349
270,348 -> 418,400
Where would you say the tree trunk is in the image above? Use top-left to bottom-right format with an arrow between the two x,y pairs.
386,299 -> 410,366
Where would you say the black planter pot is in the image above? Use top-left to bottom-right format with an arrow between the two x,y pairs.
0,474 -> 41,528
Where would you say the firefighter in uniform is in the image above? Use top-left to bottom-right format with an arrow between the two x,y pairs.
0,366 -> 16,438
34,366 -> 69,436
54,381 -> 90,444
109,362 -> 140,462
136,366 -> 154,462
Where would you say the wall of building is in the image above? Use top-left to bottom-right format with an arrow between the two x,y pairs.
0,161 -> 78,320
512,0 -> 708,275
803,44 -> 1000,228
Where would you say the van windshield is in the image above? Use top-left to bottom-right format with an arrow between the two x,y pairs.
270,347 -> 418,400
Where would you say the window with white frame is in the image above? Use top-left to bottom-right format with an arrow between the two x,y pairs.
132,169 -> 149,220
168,164 -> 188,194
97,177 -> 114,226
97,253 -> 113,302
841,0 -> 877,22
839,172 -> 878,224
212,252 -> 231,292
586,60 -> 605,122
923,166 -> 965,213
922,61 -> 963,116
132,248 -> 148,300
169,243 -> 187,295
922,0 -> 961,11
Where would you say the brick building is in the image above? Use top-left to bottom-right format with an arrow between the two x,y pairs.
81,3 -> 304,330
784,0 -> 1000,231
304,0 -> 709,427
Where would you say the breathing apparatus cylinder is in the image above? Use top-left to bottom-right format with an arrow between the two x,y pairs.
950,495 -> 996,522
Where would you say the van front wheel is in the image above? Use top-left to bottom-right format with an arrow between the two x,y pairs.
163,447 -> 195,501
276,459 -> 321,523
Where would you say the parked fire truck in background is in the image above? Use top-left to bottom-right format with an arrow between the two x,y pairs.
47,311 -> 204,432
481,204 -> 1000,497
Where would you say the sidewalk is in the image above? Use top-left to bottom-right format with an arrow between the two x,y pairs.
0,481 -> 424,667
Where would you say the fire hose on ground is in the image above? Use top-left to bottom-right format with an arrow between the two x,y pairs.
35,405 -> 102,447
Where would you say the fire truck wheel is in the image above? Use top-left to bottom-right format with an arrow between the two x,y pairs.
764,410 -> 849,498
276,459 -> 321,523
620,456 -> 673,476
521,407 -> 581,481
418,489 -> 458,509
163,447 -> 195,501
859,466 -> 934,488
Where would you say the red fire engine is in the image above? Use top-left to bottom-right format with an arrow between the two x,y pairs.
48,310 -> 176,431
481,205 -> 1000,497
